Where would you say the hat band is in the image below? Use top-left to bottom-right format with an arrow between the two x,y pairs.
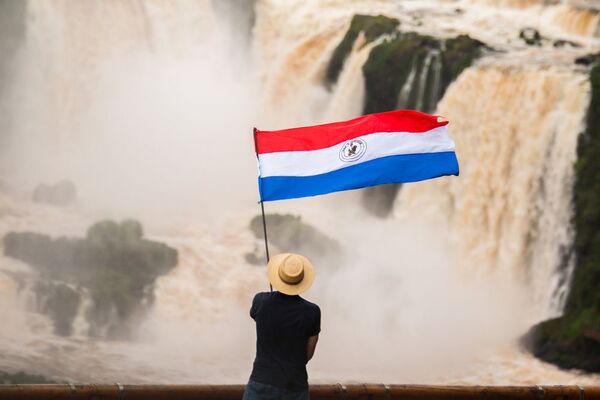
279,267 -> 304,285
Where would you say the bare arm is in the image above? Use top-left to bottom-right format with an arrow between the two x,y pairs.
306,334 -> 319,362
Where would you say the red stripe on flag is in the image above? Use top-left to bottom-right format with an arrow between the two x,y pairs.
255,110 -> 448,154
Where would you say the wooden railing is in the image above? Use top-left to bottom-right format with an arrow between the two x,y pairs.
0,384 -> 598,400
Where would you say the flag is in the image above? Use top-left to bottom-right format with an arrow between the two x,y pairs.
254,109 -> 459,202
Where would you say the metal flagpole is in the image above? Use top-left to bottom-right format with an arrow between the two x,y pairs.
254,128 -> 273,292
260,201 -> 271,263
260,200 -> 273,292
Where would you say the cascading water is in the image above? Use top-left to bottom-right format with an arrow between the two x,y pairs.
473,0 -> 600,38
396,59 -> 418,110
0,0 -> 598,385
428,49 -> 443,113
395,62 -> 589,321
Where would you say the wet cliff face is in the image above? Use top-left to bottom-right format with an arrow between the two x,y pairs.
325,15 -> 483,217
571,57 -> 600,322
525,59 -> 600,373
325,15 -> 400,86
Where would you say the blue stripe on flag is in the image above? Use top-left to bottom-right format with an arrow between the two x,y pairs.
259,151 -> 459,202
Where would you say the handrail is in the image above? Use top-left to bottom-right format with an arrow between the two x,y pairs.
0,384 -> 598,400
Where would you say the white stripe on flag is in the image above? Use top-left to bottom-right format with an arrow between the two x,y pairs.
258,126 -> 455,178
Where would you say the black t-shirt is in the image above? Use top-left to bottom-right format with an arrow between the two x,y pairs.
249,291 -> 321,390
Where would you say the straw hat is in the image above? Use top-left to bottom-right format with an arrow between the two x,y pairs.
267,253 -> 315,295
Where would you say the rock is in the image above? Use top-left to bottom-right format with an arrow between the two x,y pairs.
32,180 -> 76,206
326,14 -> 399,85
247,213 -> 341,265
524,61 -> 600,373
575,53 -> 600,66
524,316 -> 600,372
519,27 -> 542,46
3,219 -> 178,339
552,39 -> 580,48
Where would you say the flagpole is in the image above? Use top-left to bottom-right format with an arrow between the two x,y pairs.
254,128 -> 273,292
259,201 -> 271,264
260,200 -> 273,292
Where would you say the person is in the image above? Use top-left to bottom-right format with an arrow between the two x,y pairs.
243,253 -> 321,400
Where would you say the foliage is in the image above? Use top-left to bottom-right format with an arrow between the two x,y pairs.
0,371 -> 57,384
441,35 -> 485,92
3,219 -> 178,339
326,14 -> 399,85
363,33 -> 483,115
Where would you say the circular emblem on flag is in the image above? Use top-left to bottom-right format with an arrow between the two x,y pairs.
339,139 -> 367,162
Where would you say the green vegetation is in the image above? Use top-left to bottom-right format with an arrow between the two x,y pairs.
328,14 -> 483,115
326,14 -> 399,85
526,61 -> 600,372
3,219 -> 178,339
0,371 -> 57,384
363,33 -> 483,114
362,32 -> 434,114
441,35 -> 484,94
247,213 -> 340,265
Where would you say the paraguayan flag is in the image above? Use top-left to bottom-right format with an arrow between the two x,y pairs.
254,109 -> 459,202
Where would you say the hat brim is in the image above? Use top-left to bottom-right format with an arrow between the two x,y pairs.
267,253 -> 315,295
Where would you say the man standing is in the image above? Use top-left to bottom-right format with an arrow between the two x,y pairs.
244,253 -> 321,400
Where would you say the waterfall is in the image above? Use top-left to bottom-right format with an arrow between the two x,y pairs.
0,0 -> 599,384
477,0 -> 543,8
324,34 -> 384,121
414,51 -> 434,113
252,0 -> 398,127
396,58 -> 418,109
395,47 -> 445,115
543,4 -> 600,38
428,50 -> 443,114
8,0 -> 215,168
395,63 -> 589,321
474,0 -> 600,38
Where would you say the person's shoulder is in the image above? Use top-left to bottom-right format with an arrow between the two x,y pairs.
300,297 -> 320,313
253,291 -> 272,302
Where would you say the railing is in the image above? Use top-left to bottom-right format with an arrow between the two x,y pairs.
0,384 -> 598,400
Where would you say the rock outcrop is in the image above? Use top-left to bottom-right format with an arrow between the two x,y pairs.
246,213 -> 341,266
326,14 -> 484,217
3,219 -> 178,339
326,14 -> 400,85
